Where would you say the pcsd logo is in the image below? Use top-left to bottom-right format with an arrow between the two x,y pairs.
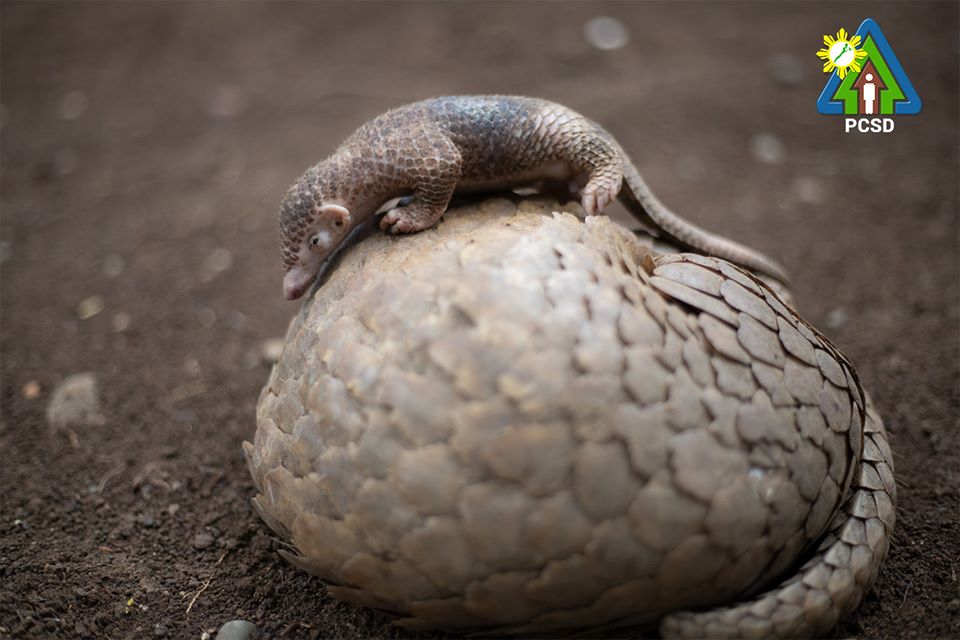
816,19 -> 921,133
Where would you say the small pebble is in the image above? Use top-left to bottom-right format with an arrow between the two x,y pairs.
260,338 -> 284,364
112,312 -> 132,332
207,248 -> 233,273
46,373 -> 100,429
193,531 -> 215,550
584,16 -> 630,50
154,623 -> 167,636
750,133 -> 785,165
215,620 -> 257,640
22,380 -> 41,399
947,598 -> 960,612
77,296 -> 105,320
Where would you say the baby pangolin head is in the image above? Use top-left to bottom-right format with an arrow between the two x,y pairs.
278,163 -> 353,300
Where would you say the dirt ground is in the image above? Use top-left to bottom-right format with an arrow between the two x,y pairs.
1,2 -> 957,638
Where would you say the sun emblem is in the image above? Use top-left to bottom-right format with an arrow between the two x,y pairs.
817,28 -> 868,79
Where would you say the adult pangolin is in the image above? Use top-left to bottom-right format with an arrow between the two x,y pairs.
277,95 -> 788,299
248,197 -> 895,637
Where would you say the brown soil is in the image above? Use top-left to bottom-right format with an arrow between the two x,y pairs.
1,2 -> 957,638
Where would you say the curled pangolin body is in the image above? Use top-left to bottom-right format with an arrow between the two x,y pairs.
279,96 -> 788,286
245,198 -> 894,636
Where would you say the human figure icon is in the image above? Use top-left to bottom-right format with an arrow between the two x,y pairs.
863,73 -> 876,114
852,61 -> 886,115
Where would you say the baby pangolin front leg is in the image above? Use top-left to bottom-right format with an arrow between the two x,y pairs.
379,131 -> 463,234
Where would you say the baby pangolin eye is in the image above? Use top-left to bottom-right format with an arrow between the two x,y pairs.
334,220 -> 343,227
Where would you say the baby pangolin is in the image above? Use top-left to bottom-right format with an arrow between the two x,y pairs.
278,95 -> 788,300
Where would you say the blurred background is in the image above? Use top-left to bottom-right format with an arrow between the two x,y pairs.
2,2 -> 957,638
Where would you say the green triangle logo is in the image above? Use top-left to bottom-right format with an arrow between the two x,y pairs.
817,19 -> 921,115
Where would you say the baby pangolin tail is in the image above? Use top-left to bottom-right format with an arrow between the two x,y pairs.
618,160 -> 790,285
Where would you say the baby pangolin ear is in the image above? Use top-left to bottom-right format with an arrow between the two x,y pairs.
319,204 -> 351,229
